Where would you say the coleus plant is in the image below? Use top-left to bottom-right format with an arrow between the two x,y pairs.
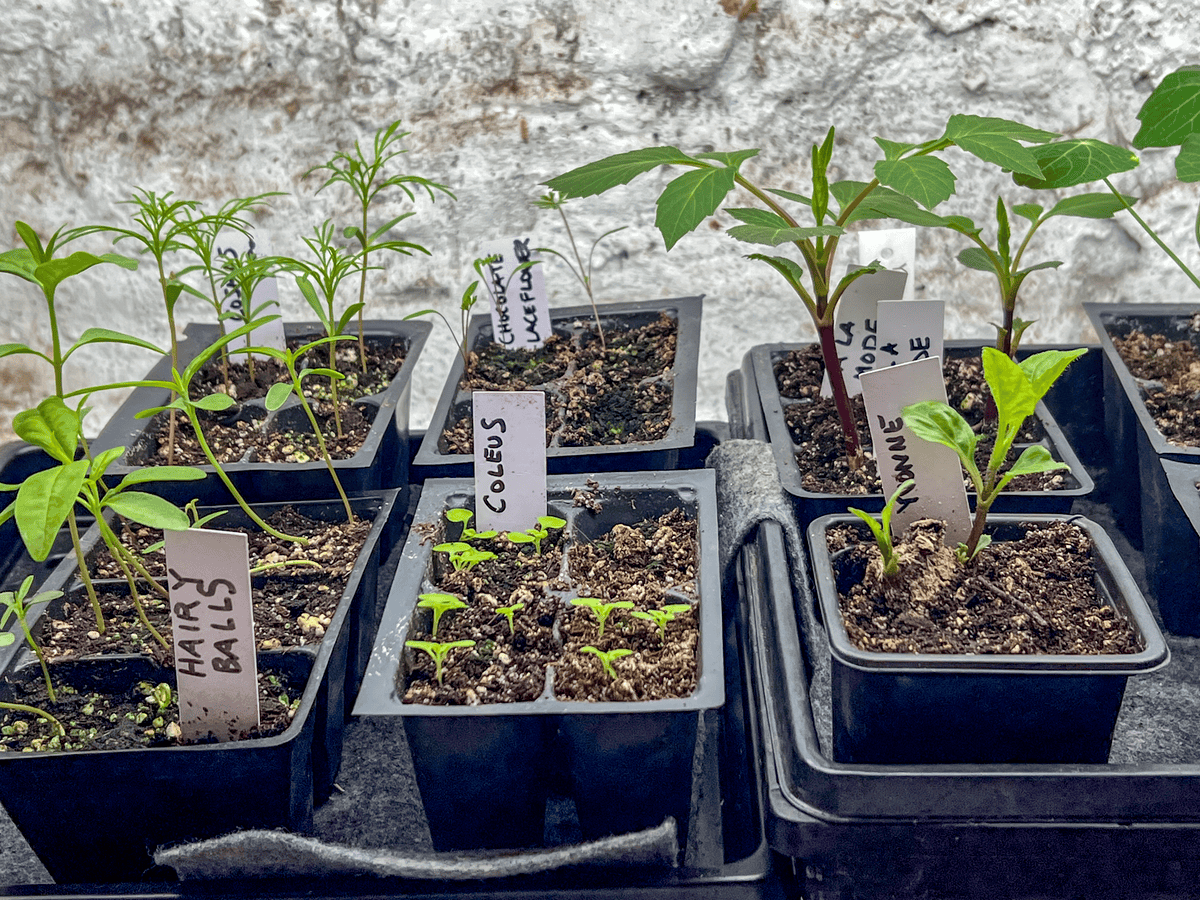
546,115 -> 1065,469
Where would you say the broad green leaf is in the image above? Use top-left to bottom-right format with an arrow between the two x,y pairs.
1045,192 -> 1136,219
947,120 -> 1048,177
545,147 -> 696,198
874,137 -> 917,161
1134,66 -> 1200,148
694,149 -> 760,170
1012,203 -> 1044,223
0,248 -> 39,284
1177,133 -> 1200,182
34,252 -> 136,292
874,157 -> 957,209
266,382 -> 294,410
656,166 -> 740,250
1012,139 -> 1138,189
943,114 -> 1058,146
726,223 -> 843,246
995,445 -> 1068,495
192,393 -> 236,412
104,491 -> 190,531
900,400 -> 978,474
983,347 -> 1038,422
1018,347 -> 1087,401
766,187 -> 812,206
746,253 -> 807,287
0,343 -> 44,362
13,398 -> 80,464
725,208 -> 793,228
957,247 -> 996,273
115,465 -> 206,490
15,461 -> 88,561
89,446 -> 126,482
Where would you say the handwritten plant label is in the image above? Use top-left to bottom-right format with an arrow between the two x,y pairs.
820,268 -> 908,398
858,228 -> 917,302
164,528 -> 260,743
860,357 -> 972,545
472,390 -> 547,532
215,229 -> 286,360
876,300 -> 945,369
479,237 -> 551,350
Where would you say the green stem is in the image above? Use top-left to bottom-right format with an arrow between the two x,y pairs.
98,520 -> 169,649
17,610 -> 55,703
357,209 -> 369,372
557,205 -> 605,350
1105,177 -> 1200,293
292,371 -> 354,524
67,510 -> 104,634
44,285 -> 64,397
0,701 -> 64,737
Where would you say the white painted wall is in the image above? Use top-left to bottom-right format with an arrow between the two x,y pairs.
2,0 -> 1198,441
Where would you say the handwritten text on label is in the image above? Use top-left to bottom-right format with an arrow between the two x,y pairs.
473,391 -> 548,532
479,237 -> 551,350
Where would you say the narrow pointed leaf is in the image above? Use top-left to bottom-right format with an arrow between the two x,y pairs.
943,115 -> 1058,146
1016,260 -> 1063,277
0,248 -> 39,284
725,208 -> 793,228
655,165 -> 740,250
89,446 -> 126,483
1134,67 -> 1200,148
192,393 -> 236,412
14,222 -> 46,262
104,491 -> 191,531
693,149 -> 760,169
545,147 -> 696,198
873,157 -> 957,209
766,187 -> 812,206
15,461 -> 88,560
0,344 -> 43,361
957,247 -> 996,273
1012,139 -> 1139,189
115,466 -> 206,489
73,328 -> 165,355
1045,192 -> 1135,219
726,223 -> 842,246
874,137 -> 917,161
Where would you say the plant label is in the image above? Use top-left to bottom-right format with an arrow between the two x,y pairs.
820,268 -> 909,398
876,300 -> 945,368
858,228 -> 917,302
860,357 -> 972,545
479,237 -> 551,350
164,528 -> 260,743
473,390 -> 547,532
215,229 -> 287,360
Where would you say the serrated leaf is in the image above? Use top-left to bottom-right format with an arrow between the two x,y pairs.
545,147 -> 695,198
1177,132 -> 1200,182
693,149 -> 760,170
1012,139 -> 1139,189
655,166 -> 740,249
874,157 -> 957,209
726,223 -> 843,246
1134,67 -> 1200,148
105,491 -> 190,531
1012,203 -> 1044,223
957,247 -> 996,273
15,461 -> 88,561
984,347 -> 1039,422
725,208 -> 793,228
874,137 -> 917,161
265,382 -> 294,411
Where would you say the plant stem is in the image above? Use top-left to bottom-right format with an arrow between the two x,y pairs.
98,521 -> 169,649
556,204 -> 605,350
1105,177 -> 1200,293
356,207 -> 369,372
0,701 -> 64,737
17,612 -> 56,704
293,374 -> 354,524
816,321 -> 864,465
67,511 -> 104,634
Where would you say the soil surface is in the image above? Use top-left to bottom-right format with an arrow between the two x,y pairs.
402,508 -> 700,705
438,313 -> 678,453
1112,328 -> 1200,447
772,346 -> 1064,494
827,518 -> 1142,655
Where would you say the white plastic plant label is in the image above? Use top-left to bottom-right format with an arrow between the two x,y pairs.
860,357 -> 972,545
876,300 -> 945,368
858,228 -> 917,302
820,268 -> 908,398
164,528 -> 260,743
478,237 -> 551,350
214,229 -> 287,360
472,390 -> 547,533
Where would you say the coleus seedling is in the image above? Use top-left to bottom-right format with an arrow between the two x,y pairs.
433,542 -> 497,572
631,603 -> 692,641
581,645 -> 633,680
406,639 -> 476,687
571,597 -> 634,639
417,593 -> 467,640
507,515 -> 566,555
495,601 -> 524,635
444,508 -> 497,542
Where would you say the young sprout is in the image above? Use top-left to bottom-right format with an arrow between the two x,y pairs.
495,602 -> 525,635
417,593 -> 467,640
406,639 -> 476,686
581,645 -> 633,680
571,598 -> 634,640
444,507 -> 497,542
507,515 -> 566,556
0,632 -> 63,738
631,603 -> 693,641
143,682 -> 173,715
433,541 -> 497,572
847,479 -> 915,577
0,576 -> 62,703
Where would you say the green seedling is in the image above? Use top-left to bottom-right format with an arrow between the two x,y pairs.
0,632 -> 63,738
417,593 -> 468,640
532,190 -> 627,350
506,515 -> 566,556
0,576 -> 62,702
571,597 -> 634,639
847,479 -> 915,577
406,639 -> 476,686
216,250 -> 289,384
631,603 -> 693,641
444,507 -> 497,542
581,645 -> 633,680
433,541 -> 497,572
547,116 -> 1064,470
142,500 -> 228,554
306,118 -> 454,370
902,347 -> 1086,562
495,602 -> 524,634
142,682 -> 173,715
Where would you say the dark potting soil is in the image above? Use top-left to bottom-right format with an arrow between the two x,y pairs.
827,518 -> 1142,655
1111,329 -> 1200,447
402,509 -> 700,705
439,313 -> 678,453
773,346 -> 1061,494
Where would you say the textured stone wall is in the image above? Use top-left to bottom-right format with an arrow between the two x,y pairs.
2,0 -> 1198,441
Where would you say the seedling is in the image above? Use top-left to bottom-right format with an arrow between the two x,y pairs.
0,576 -> 62,702
902,347 -> 1085,562
495,602 -> 524,634
433,541 -> 497,572
507,515 -> 566,555
547,117 -> 1062,469
444,507 -> 497,542
631,603 -> 693,641
143,682 -> 173,715
581,645 -> 633,680
417,593 -> 467,640
571,597 -> 634,639
847,479 -> 915,577
0,632 -> 63,738
406,639 -> 476,686
216,250 -> 288,383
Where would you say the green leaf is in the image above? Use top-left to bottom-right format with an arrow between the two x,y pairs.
89,446 -> 126,483
945,115 -> 1056,177
1012,203 -> 1044,223
266,382 -> 295,410
995,445 -> 1068,494
1134,67 -> 1200,148
873,157 -> 957,209
1045,192 -> 1136,219
544,147 -> 696,198
34,251 -> 137,292
0,248 -> 39,284
693,149 -> 760,169
12,398 -> 81,464
1012,139 -> 1139,189
72,328 -> 165,356
957,247 -> 997,273
192,393 -> 236,412
114,465 -> 206,490
725,208 -> 793,228
874,137 -> 917,161
943,114 -> 1058,146
901,400 -> 979,476
1016,260 -> 1063,277
104,491 -> 190,531
984,347 -> 1039,421
0,343 -> 43,362
766,187 -> 812,206
1018,347 -> 1087,402
746,254 -> 809,295
726,223 -> 843,246
1177,133 -> 1200,182
15,461 -> 88,561
295,275 -> 326,323
655,165 -> 739,250
14,222 -> 46,263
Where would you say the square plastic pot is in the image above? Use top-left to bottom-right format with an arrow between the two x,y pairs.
412,297 -> 703,476
1144,457 -> 1200,635
90,320 -> 430,505
748,341 -> 1094,532
353,471 -> 723,852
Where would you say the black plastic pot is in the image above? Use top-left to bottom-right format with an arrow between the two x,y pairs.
1144,458 -> 1200,635
807,513 -> 1168,764
747,341 -> 1094,530
412,298 -> 703,476
90,320 -> 430,505
354,472 -> 723,852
